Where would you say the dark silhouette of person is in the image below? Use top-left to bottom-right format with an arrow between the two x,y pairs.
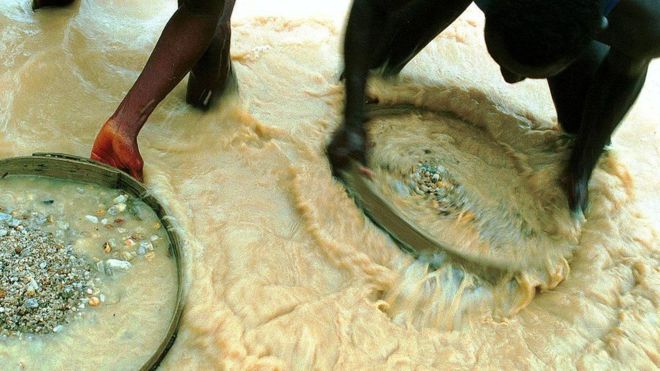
327,0 -> 659,214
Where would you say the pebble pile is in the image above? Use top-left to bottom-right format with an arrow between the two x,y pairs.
0,212 -> 94,336
0,178 -> 167,338
409,163 -> 465,216
88,193 -> 163,271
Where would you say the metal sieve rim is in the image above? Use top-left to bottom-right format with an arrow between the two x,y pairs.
0,153 -> 184,371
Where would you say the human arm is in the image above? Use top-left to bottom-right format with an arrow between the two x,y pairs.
91,0 -> 228,181
566,0 -> 659,213
327,0 -> 472,177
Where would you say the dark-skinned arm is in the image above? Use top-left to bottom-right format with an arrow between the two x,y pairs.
567,0 -> 659,213
326,0 -> 384,177
327,0 -> 471,178
91,0 -> 228,181
567,49 -> 649,213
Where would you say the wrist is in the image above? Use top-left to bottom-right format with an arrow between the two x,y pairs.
104,117 -> 140,140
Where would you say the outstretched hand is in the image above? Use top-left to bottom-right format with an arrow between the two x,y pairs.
326,126 -> 370,178
90,119 -> 144,182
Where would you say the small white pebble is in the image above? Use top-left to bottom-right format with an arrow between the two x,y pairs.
140,241 -> 153,251
107,203 -> 126,216
113,195 -> 128,204
105,259 -> 132,271
27,279 -> 39,291
84,215 -> 98,224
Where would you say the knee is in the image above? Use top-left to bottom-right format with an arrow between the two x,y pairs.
629,16 -> 660,60
607,50 -> 649,77
642,9 -> 660,58
636,24 -> 660,60
216,21 -> 231,34
650,32 -> 660,59
181,0 -> 225,17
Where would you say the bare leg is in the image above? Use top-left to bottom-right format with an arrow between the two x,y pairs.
567,51 -> 649,213
32,0 -> 74,10
548,41 -> 609,135
374,0 -> 472,76
91,0 -> 235,181
565,0 -> 660,213
186,0 -> 236,109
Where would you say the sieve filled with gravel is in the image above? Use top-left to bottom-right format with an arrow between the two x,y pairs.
0,212 -> 94,336
409,162 -> 466,216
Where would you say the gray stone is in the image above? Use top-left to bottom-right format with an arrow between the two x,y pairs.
84,215 -> 99,224
24,298 -> 39,309
104,259 -> 132,275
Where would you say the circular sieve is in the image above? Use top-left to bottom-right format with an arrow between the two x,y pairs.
0,153 -> 184,371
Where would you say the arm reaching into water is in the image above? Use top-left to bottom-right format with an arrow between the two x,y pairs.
327,0 -> 472,177
361,0 -> 659,214
90,0 -> 236,181
564,0 -> 660,213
